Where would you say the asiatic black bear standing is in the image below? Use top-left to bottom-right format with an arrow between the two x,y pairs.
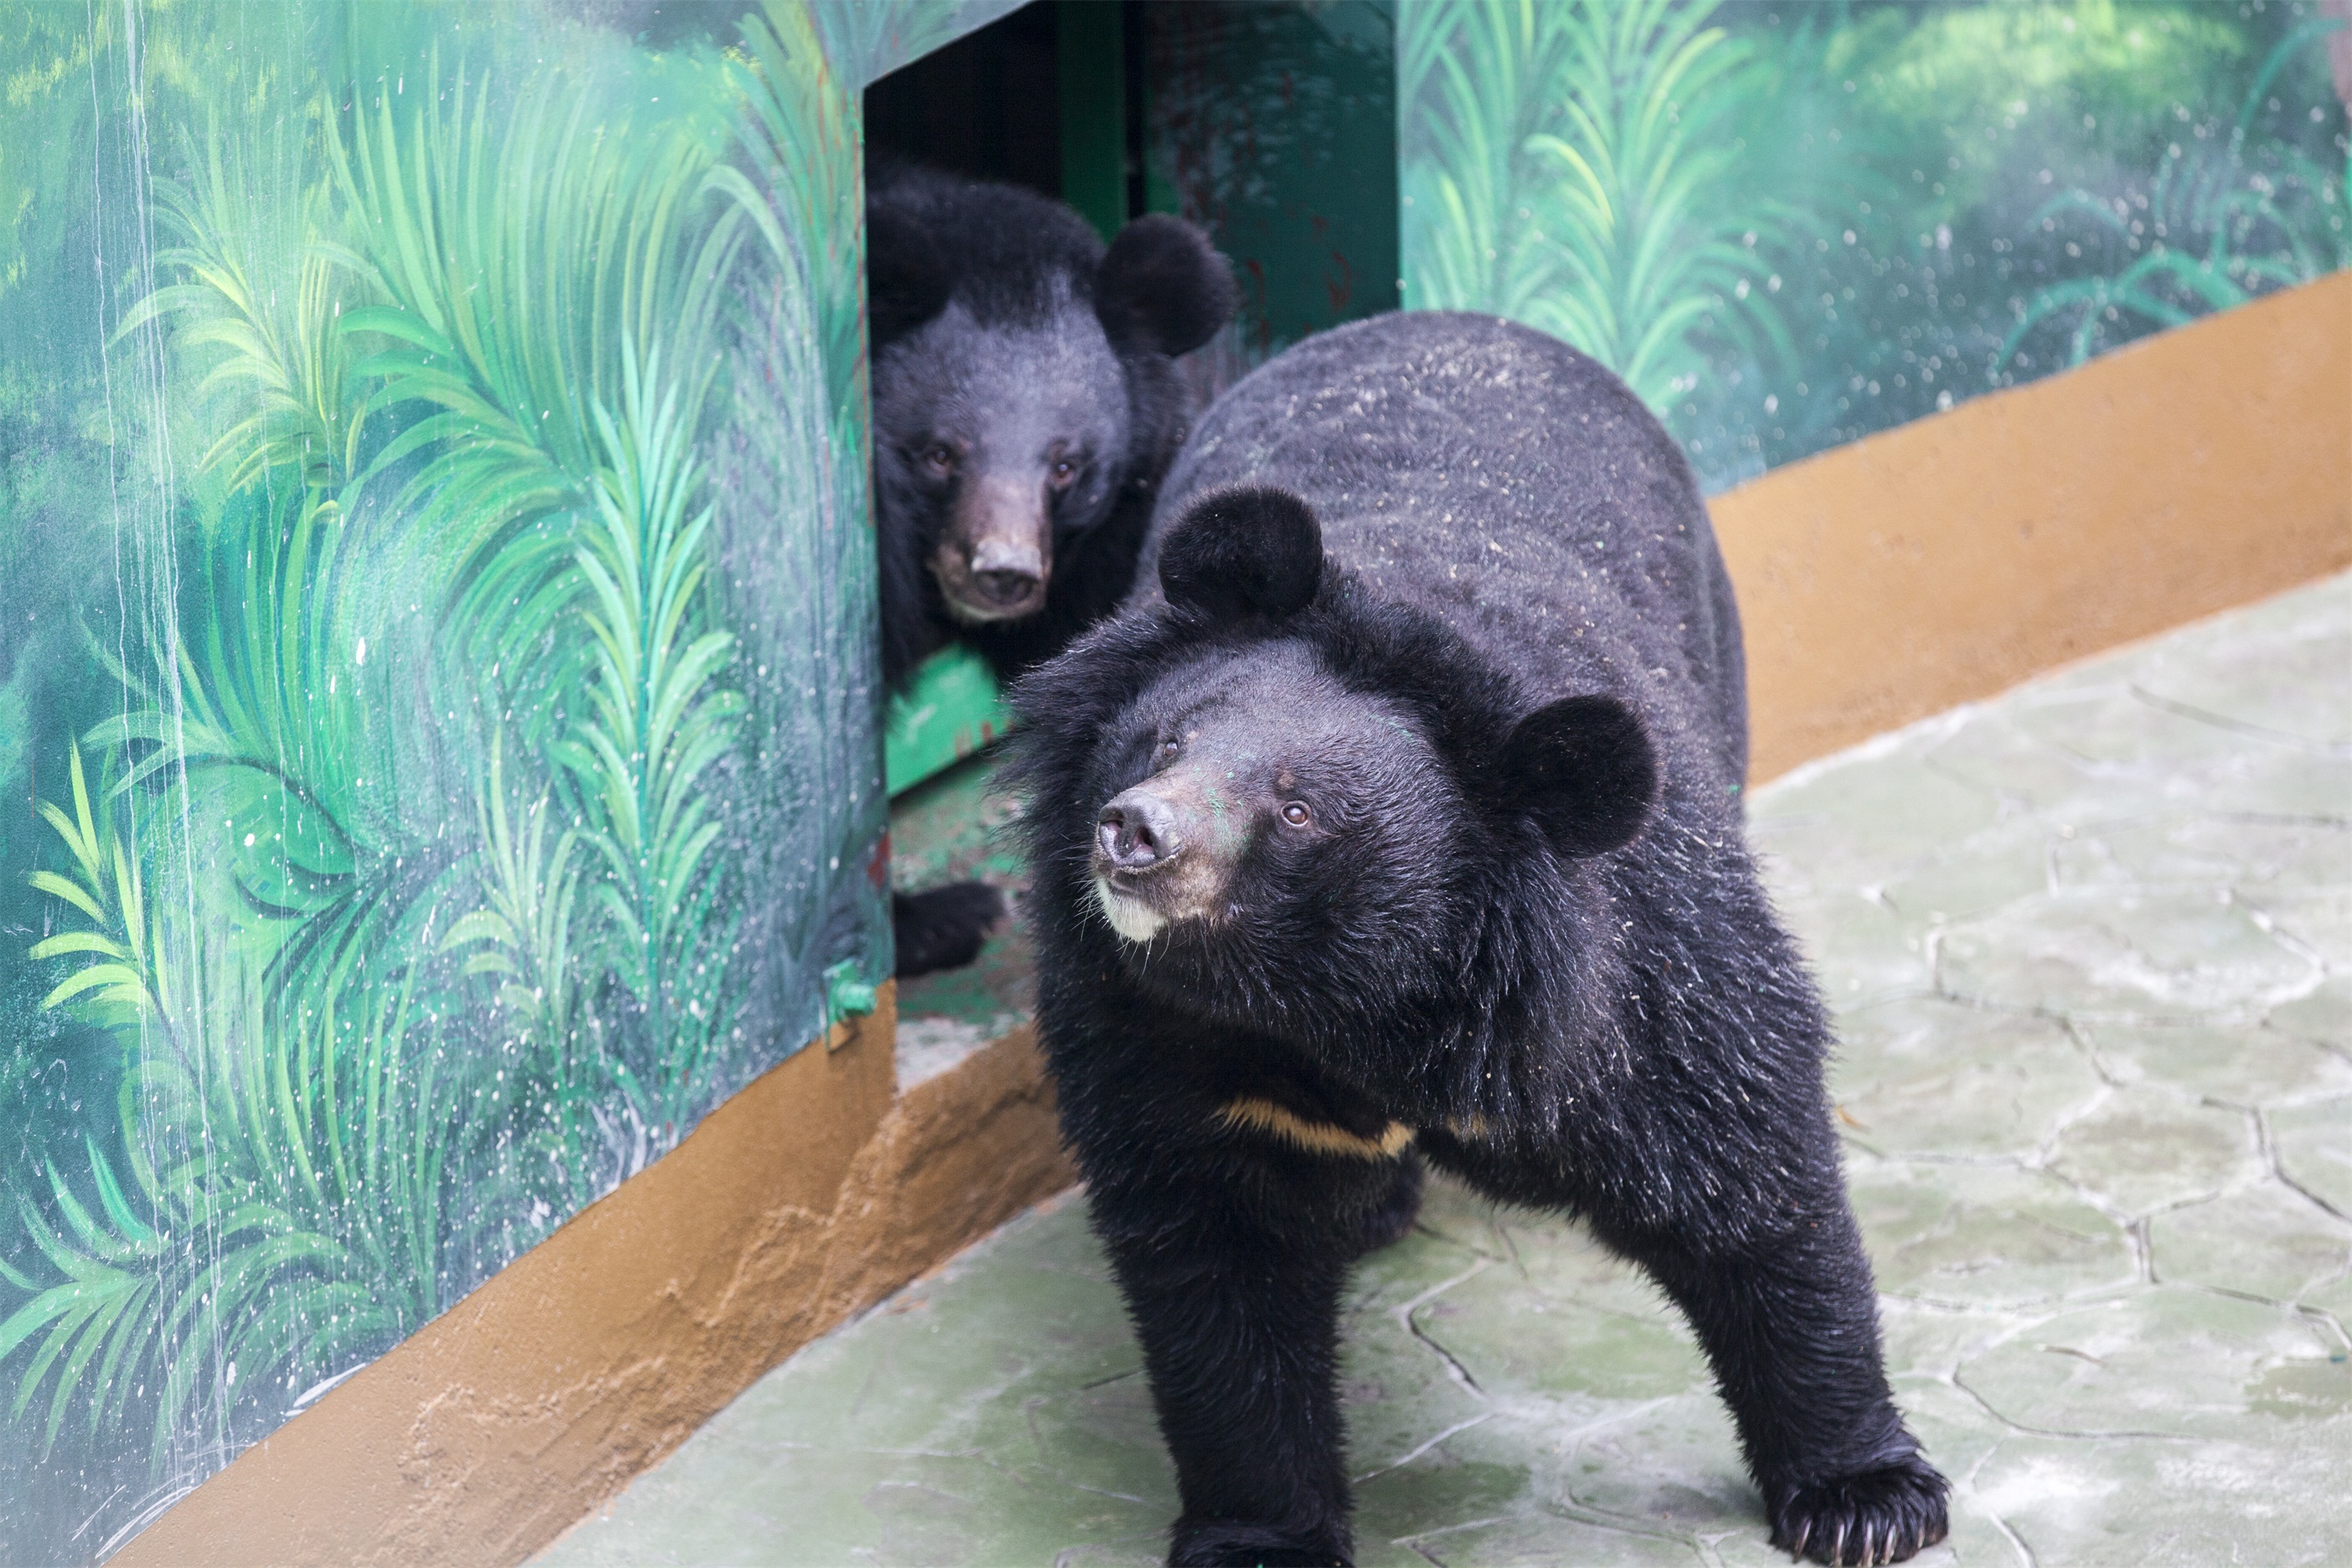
868,164 -> 1235,977
1010,312 -> 1948,1567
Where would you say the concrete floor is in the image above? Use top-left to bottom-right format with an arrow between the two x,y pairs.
544,573 -> 2351,1567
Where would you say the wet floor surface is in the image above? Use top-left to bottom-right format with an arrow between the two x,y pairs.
544,574 -> 2350,1567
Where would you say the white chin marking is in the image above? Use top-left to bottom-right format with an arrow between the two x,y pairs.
942,596 -> 1024,626
1094,878 -> 1168,943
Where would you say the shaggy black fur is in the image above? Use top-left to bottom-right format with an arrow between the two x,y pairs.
868,162 -> 1236,689
1010,312 -> 1947,1566
869,163 -> 1235,981
888,881 -> 1008,978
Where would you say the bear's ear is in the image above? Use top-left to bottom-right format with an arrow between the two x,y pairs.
1158,487 -> 1323,623
867,202 -> 952,346
1095,214 -> 1238,357
1494,695 -> 1657,858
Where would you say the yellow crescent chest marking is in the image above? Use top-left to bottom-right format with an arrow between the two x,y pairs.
1215,1096 -> 1415,1160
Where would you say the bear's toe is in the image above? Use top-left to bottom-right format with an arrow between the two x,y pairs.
1767,1452 -> 1949,1565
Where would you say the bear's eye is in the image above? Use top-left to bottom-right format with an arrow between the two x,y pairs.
923,444 -> 956,474
1157,739 -> 1180,764
1049,458 -> 1078,487
1280,801 -> 1312,828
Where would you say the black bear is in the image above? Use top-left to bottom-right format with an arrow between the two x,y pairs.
1009,312 -> 1948,1567
868,163 -> 1235,977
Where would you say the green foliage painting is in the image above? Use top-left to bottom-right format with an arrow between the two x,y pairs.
1400,0 -> 2351,492
0,1 -> 982,1555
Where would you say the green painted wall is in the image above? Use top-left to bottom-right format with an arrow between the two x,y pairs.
1397,0 -> 2350,493
1145,0 -> 1403,370
0,2 -> 1021,1557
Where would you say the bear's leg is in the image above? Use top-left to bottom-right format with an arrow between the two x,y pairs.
890,883 -> 1006,977
1096,1215 -> 1356,1566
1612,1209 -> 1948,1566
1348,1149 -> 1425,1257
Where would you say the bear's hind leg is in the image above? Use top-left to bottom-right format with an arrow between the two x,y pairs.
1610,1210 -> 1948,1566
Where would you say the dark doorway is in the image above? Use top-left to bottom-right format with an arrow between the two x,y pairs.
864,1 -> 1399,355
863,1 -> 1137,242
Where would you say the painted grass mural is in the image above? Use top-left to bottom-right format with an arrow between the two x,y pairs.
1400,0 -> 2351,492
0,2 -> 958,1555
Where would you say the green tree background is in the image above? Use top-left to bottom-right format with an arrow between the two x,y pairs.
1400,0 -> 2349,492
0,2 -> 910,1555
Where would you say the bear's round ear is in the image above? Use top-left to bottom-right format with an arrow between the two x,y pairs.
1495,695 -> 1657,858
1095,214 -> 1238,358
1158,487 -> 1323,624
867,202 -> 952,347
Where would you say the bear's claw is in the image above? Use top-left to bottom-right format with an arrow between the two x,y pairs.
1767,1452 -> 1949,1565
1169,1517 -> 1349,1567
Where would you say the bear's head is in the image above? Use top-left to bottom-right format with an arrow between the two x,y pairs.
1014,487 -> 1658,1041
869,196 -> 1235,639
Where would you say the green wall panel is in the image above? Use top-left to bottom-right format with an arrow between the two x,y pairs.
1398,0 -> 2350,493
1144,1 -> 1402,369
0,2 -> 1005,1555
884,644 -> 1014,795
1058,0 -> 1132,241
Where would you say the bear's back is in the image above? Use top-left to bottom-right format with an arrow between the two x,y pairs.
1145,311 -> 1748,792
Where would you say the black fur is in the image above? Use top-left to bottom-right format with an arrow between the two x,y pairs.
866,162 -> 1237,689
889,881 -> 1008,980
869,165 -> 1235,983
1010,313 -> 1947,1566
1158,486 -> 1325,623
865,198 -> 952,346
1497,692 -> 1658,858
1096,214 -> 1246,358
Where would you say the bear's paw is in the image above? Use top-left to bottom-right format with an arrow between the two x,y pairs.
1169,1518 -> 1349,1568
1767,1452 -> 1950,1565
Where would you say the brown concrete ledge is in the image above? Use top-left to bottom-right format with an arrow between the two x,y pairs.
116,273 -> 2348,1565
116,992 -> 1075,1568
1719,269 -> 2351,783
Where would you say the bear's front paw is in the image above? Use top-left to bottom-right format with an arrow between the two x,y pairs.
1767,1452 -> 1949,1565
1169,1518 -> 1349,1567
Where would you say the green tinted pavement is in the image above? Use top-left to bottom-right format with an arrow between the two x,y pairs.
545,574 -> 2350,1566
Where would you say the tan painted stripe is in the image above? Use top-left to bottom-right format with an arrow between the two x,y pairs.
1720,271 -> 2351,784
1216,1095 -> 1416,1159
115,990 -> 1078,1568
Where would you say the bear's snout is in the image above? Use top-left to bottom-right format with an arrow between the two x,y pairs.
931,469 -> 1056,624
1096,790 -> 1184,872
969,535 -> 1045,610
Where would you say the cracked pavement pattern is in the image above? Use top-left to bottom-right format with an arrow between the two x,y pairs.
542,574 -> 2351,1567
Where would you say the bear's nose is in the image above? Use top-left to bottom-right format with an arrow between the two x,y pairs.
1096,790 -> 1183,872
970,538 -> 1045,608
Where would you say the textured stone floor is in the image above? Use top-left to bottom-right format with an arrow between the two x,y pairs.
544,574 -> 2351,1567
